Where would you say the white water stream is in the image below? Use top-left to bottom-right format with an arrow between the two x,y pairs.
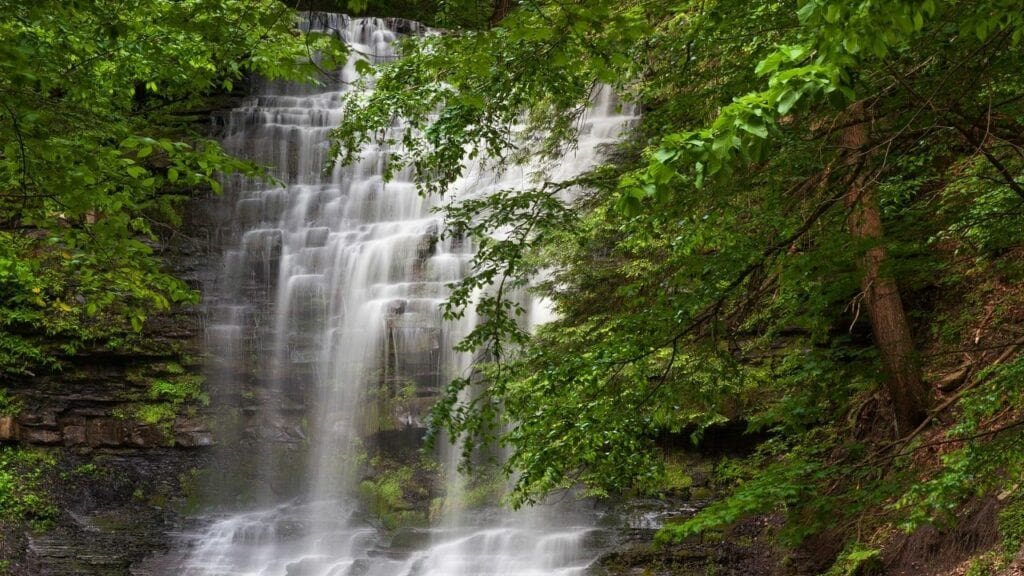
164,13 -> 637,576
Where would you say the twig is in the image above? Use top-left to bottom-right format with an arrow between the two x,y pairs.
890,342 -> 1021,456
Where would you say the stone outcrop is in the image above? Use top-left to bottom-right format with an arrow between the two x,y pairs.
6,448 -> 213,576
0,193 -> 221,576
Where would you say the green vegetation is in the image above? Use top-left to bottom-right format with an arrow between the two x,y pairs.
363,376 -> 417,433
357,457 -> 436,529
3,0 -> 1023,571
822,545 -> 883,576
114,363 -> 209,439
0,447 -> 57,531
0,0 -> 349,374
999,496 -> 1024,559
0,388 -> 20,416
359,467 -> 416,529
332,0 -> 1024,567
655,457 -> 695,497
444,462 -> 506,510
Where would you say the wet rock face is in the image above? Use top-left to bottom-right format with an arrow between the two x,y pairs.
3,193 -> 218,453
14,449 -> 212,576
3,315 -> 211,450
0,194 -> 220,576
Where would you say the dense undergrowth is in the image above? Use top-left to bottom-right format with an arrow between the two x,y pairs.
0,447 -> 57,532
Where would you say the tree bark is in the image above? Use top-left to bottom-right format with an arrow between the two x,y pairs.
842,102 -> 929,436
489,0 -> 512,27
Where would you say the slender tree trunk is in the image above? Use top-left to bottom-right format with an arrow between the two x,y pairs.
842,102 -> 929,436
489,0 -> 511,27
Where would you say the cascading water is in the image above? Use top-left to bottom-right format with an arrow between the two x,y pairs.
163,13 -> 637,576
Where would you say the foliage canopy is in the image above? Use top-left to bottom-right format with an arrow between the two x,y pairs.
0,0 -> 346,373
334,0 -> 1024,561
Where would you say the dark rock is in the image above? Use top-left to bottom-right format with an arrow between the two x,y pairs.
86,419 -> 125,447
0,171 -> 220,576
389,527 -> 431,551
175,431 -> 214,447
72,406 -> 117,418
62,425 -> 87,446
16,449 -> 213,576
19,427 -> 62,445
19,410 -> 58,428
128,425 -> 168,448
276,519 -> 306,540
285,557 -> 327,576
348,558 -> 370,576
305,227 -> 330,247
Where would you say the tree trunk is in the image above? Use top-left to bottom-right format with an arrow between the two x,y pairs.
489,0 -> 512,27
842,102 -> 929,436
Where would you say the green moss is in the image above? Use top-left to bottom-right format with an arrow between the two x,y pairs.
0,447 -> 58,529
823,545 -> 883,576
357,456 -> 437,530
147,492 -> 168,508
690,486 -> 715,500
148,374 -> 207,405
73,463 -> 101,477
428,497 -> 445,523
178,467 -> 216,514
0,388 -> 20,416
364,376 -> 416,433
136,403 -> 178,426
457,474 -> 506,509
113,368 -> 209,442
164,361 -> 186,375
60,461 -> 107,481
359,465 -> 414,524
656,456 -> 695,495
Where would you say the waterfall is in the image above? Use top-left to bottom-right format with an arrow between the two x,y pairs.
164,13 -> 637,576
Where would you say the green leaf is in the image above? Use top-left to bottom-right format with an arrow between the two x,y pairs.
776,89 -> 801,114
712,132 -> 734,153
354,59 -> 374,76
653,148 -> 678,164
796,1 -> 817,23
843,35 -> 860,54
825,4 -> 840,23
755,52 -> 782,76
739,117 -> 768,138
